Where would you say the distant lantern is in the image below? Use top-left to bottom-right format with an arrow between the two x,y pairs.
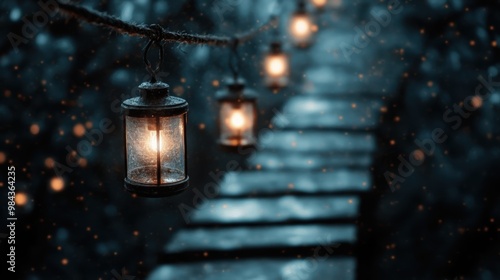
289,1 -> 314,47
264,42 -> 289,90
216,79 -> 257,149
122,81 -> 189,197
311,0 -> 328,9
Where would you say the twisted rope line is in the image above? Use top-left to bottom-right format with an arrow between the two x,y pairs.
56,1 -> 278,47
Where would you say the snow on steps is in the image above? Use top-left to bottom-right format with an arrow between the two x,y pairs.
147,257 -> 356,280
219,170 -> 371,196
189,196 -> 360,224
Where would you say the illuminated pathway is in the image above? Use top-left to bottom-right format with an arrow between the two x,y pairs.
148,1 -> 410,278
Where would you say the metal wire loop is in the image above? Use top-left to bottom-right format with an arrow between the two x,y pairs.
143,24 -> 164,82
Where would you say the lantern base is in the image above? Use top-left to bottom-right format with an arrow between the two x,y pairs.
219,135 -> 256,146
124,177 -> 189,197
218,142 -> 256,154
218,145 -> 256,154
267,83 -> 287,92
293,41 -> 312,49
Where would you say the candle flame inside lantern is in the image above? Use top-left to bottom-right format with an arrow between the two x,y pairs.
148,131 -> 163,152
291,15 -> 312,39
266,55 -> 288,77
228,110 -> 246,130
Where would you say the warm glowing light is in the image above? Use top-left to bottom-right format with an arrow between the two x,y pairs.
78,158 -> 87,167
227,110 -> 246,130
0,152 -> 5,164
44,157 -> 55,168
311,0 -> 327,8
15,192 -> 28,206
412,149 -> 425,162
50,177 -> 65,192
148,131 -> 163,152
73,123 -> 85,137
266,55 -> 288,77
30,124 -> 40,135
291,15 -> 313,39
471,96 -> 483,108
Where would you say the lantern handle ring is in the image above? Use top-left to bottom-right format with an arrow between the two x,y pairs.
144,24 -> 164,83
297,0 -> 306,10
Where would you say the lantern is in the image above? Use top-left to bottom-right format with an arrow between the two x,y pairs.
289,1 -> 314,48
264,42 -> 289,90
311,0 -> 328,9
122,81 -> 189,197
216,79 -> 257,149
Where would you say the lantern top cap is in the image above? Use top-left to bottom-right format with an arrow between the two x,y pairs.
138,81 -> 169,89
122,81 -> 188,117
296,1 -> 307,13
138,81 -> 169,99
226,77 -> 246,90
270,41 -> 283,53
216,78 -> 257,101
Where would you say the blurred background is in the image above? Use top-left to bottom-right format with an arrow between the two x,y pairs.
0,0 -> 499,279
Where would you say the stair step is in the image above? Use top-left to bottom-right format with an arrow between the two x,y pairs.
248,152 -> 372,170
273,96 -> 383,130
165,224 -> 356,254
147,257 -> 356,280
302,60 -> 405,97
258,131 -> 375,153
219,170 -> 370,196
190,196 -> 359,225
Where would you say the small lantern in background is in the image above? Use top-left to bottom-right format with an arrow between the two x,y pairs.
289,0 -> 315,48
122,81 -> 189,197
216,79 -> 257,149
264,41 -> 289,90
311,0 -> 328,9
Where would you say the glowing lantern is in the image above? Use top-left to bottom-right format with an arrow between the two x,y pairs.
311,0 -> 328,9
289,1 -> 314,48
216,79 -> 257,149
122,81 -> 189,197
264,42 -> 289,90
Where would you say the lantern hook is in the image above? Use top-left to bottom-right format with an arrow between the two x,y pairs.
228,37 -> 241,82
297,0 -> 306,10
144,24 -> 164,83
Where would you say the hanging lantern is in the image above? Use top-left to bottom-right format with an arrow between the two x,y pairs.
216,79 -> 257,149
264,42 -> 289,90
289,1 -> 315,48
122,81 -> 189,197
311,0 -> 328,9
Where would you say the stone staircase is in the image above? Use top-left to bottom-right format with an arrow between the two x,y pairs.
147,1 -> 409,278
147,81 -> 380,280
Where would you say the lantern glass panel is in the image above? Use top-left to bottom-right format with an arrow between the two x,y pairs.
219,101 -> 256,146
265,53 -> 289,88
125,114 -> 186,185
289,13 -> 314,47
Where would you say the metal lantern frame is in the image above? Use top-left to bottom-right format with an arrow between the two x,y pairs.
122,81 -> 189,197
216,79 -> 258,151
264,41 -> 289,90
290,0 -> 315,48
